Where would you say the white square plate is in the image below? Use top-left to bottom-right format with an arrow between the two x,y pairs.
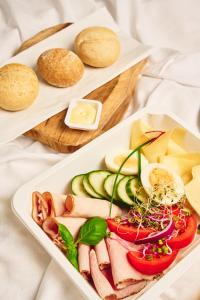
0,7 -> 153,145
12,108 -> 200,300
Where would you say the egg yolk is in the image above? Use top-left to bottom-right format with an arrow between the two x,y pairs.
149,168 -> 173,187
114,155 -> 137,168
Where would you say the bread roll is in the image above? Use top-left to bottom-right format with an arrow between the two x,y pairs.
0,63 -> 39,111
74,26 -> 120,67
37,48 -> 84,87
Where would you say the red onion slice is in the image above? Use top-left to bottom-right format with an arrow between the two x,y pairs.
135,219 -> 175,245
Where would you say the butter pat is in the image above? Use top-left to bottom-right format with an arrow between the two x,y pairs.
65,99 -> 102,130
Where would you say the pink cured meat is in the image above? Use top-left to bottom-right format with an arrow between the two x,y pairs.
43,192 -> 66,216
42,216 -> 86,239
90,250 -> 117,300
65,194 -> 122,218
32,191 -> 66,226
102,268 -> 147,299
32,191 -> 50,226
106,238 -> 152,289
90,252 -> 146,299
78,243 -> 90,279
116,281 -> 146,299
95,239 -> 110,270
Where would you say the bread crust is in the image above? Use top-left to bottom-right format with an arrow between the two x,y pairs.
0,63 -> 39,111
74,26 -> 120,67
37,48 -> 84,87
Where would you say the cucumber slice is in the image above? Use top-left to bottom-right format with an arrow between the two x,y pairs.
88,170 -> 111,198
83,174 -> 102,198
117,176 -> 134,205
126,177 -> 148,203
104,174 -> 124,200
71,174 -> 89,197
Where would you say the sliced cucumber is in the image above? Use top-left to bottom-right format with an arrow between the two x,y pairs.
83,174 -> 102,198
88,170 -> 111,198
117,176 -> 134,205
104,174 -> 124,200
126,177 -> 148,203
71,174 -> 89,197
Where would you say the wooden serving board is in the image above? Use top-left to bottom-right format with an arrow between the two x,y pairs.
16,23 -> 146,153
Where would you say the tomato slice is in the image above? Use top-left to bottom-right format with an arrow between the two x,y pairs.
127,250 -> 178,275
168,214 -> 197,250
107,219 -> 155,242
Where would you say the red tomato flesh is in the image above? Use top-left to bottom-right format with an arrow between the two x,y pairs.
127,250 -> 178,275
107,219 -> 155,242
168,214 -> 197,250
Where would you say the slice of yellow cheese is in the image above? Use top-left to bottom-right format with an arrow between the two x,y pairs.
192,165 -> 200,179
130,119 -> 152,149
142,131 -> 172,163
185,178 -> 200,216
167,139 -> 187,155
160,155 -> 200,176
171,127 -> 186,146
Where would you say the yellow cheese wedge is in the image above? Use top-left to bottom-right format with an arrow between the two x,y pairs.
167,139 -> 187,155
192,165 -> 200,179
142,131 -> 172,163
181,172 -> 192,185
185,178 -> 200,216
160,155 -> 200,176
171,127 -> 186,146
130,119 -> 152,149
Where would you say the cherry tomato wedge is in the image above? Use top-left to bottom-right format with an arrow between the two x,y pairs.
127,250 -> 178,275
107,219 -> 155,242
168,214 -> 197,250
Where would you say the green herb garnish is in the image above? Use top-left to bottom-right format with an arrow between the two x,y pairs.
77,217 -> 107,245
58,223 -> 78,270
58,217 -> 107,269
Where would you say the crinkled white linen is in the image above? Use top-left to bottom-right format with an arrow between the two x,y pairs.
0,0 -> 200,300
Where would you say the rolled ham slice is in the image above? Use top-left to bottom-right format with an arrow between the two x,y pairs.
102,268 -> 147,299
65,194 -> 122,218
32,191 -> 66,226
78,243 -> 90,279
106,238 -> 152,289
32,191 -> 50,226
42,216 -> 86,240
115,281 -> 146,299
90,250 -> 117,300
95,239 -> 110,270
42,192 -> 66,216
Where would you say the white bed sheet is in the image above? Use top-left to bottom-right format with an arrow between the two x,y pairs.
0,1 -> 200,300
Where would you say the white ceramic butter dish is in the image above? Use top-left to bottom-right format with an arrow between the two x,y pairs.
64,99 -> 102,130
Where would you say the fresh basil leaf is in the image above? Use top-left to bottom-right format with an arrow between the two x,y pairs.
58,223 -> 74,245
58,223 -> 79,270
67,244 -> 79,270
78,217 -> 107,245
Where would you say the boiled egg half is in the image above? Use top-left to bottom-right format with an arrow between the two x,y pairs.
141,163 -> 185,205
105,150 -> 148,175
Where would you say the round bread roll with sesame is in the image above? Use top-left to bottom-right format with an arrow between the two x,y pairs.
37,48 -> 84,87
74,26 -> 120,67
0,63 -> 39,111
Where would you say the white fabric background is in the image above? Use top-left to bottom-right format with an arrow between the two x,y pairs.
0,0 -> 200,299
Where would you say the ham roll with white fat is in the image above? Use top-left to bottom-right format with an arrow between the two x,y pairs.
115,281 -> 146,299
95,239 -> 110,270
32,192 -> 52,226
65,194 -> 122,218
78,244 -> 90,279
90,250 -> 117,300
106,238 -> 152,289
42,216 -> 86,239
43,192 -> 66,216
32,191 -> 66,226
90,251 -> 146,299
